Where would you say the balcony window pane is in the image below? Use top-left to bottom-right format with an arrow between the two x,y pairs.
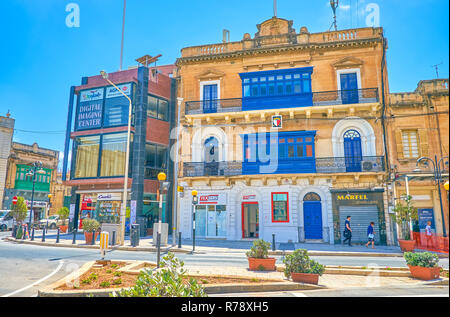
297,145 -> 304,157
243,85 -> 251,97
279,145 -> 286,158
268,76 -> 275,81
243,78 -> 250,84
288,145 -> 295,158
268,83 -> 275,96
305,137 -> 313,142
252,85 -> 259,97
285,75 -> 292,80
285,82 -> 293,94
303,80 -> 311,93
252,78 -> 259,83
306,145 -> 313,157
294,81 -> 301,94
260,77 -> 267,82
277,75 -> 283,81
293,74 -> 301,79
75,136 -> 100,178
100,133 -> 128,177
147,96 -> 158,118
260,85 -> 267,96
276,83 -> 284,95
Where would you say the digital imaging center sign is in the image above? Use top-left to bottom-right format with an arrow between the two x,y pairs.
76,88 -> 104,130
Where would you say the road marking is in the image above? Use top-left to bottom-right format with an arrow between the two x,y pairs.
1,260 -> 64,297
290,292 -> 308,297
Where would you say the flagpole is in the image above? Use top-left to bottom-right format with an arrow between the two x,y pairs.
273,0 -> 277,17
120,0 -> 127,71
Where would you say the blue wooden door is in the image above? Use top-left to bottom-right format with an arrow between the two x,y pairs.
304,201 -> 323,239
203,84 -> 218,113
340,73 -> 359,104
344,130 -> 362,172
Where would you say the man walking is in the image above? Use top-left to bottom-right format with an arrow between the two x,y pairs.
343,216 -> 352,246
365,222 -> 376,249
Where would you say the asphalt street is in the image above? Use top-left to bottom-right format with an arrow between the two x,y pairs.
0,231 -> 448,297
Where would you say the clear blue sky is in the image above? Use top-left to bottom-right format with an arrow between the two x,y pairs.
0,0 -> 448,158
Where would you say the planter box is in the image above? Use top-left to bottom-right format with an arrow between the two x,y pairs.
59,225 -> 68,233
84,232 -> 99,245
399,239 -> 416,252
291,272 -> 320,285
408,265 -> 441,281
248,258 -> 277,271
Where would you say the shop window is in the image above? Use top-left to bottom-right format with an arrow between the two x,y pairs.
74,136 -> 100,178
272,192 -> 289,222
100,133 -> 128,177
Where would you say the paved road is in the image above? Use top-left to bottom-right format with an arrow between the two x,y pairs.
0,231 -> 448,297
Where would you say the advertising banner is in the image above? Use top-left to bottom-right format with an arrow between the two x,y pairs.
104,83 -> 133,127
76,88 -> 104,131
198,193 -> 227,205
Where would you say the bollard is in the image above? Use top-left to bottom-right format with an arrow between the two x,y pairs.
56,228 -> 60,243
156,232 -> 161,268
12,225 -> 16,238
272,234 -> 276,251
42,227 -> 46,242
31,227 -> 35,241
72,229 -> 77,244
22,225 -> 26,240
46,221 -> 49,234
91,231 -> 96,245
178,232 -> 182,248
111,231 -> 116,246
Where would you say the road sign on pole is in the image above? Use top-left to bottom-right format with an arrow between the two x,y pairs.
12,196 -> 17,205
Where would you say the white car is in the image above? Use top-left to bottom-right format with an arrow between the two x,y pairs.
39,215 -> 64,229
0,211 -> 13,231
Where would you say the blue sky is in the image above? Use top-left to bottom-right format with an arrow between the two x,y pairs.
0,0 -> 448,159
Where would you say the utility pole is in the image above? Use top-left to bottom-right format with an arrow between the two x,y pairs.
431,63 -> 443,79
119,0 -> 127,71
330,0 -> 339,31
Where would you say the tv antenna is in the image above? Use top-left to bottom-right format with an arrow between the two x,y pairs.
431,63 -> 443,79
329,0 -> 339,31
273,0 -> 277,17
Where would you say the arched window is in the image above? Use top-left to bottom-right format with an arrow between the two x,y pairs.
303,192 -> 321,201
343,129 -> 361,140
204,136 -> 219,162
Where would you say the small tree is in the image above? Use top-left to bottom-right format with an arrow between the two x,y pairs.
393,195 -> 418,241
57,207 -> 70,225
11,196 -> 28,225
246,239 -> 271,259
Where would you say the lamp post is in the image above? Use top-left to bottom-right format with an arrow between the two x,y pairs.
157,172 -> 170,235
26,161 -> 45,232
445,181 -> 449,201
191,190 -> 198,252
100,70 -> 132,246
416,155 -> 449,238
47,194 -> 52,218
172,97 -> 184,246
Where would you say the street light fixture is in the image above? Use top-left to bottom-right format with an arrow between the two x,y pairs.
416,155 -> 449,238
157,172 -> 170,236
26,161 -> 45,232
100,70 -> 133,246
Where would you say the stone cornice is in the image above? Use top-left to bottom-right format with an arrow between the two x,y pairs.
176,38 -> 382,66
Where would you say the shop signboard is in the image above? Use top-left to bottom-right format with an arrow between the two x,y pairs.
97,193 -> 122,201
418,208 -> 435,231
69,204 -> 75,221
76,88 -> 104,131
26,201 -> 47,208
104,83 -> 133,127
198,193 -> 227,205
242,195 -> 257,201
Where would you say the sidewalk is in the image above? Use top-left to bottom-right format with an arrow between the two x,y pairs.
7,229 -> 448,258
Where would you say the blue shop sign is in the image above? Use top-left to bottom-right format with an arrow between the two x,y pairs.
418,208 -> 435,230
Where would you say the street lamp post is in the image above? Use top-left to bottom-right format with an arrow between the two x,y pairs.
191,190 -> 198,252
416,155 -> 449,238
26,161 -> 45,233
100,70 -> 132,246
157,172 -> 170,236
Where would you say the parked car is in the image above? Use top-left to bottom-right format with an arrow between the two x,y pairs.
0,211 -> 13,231
39,215 -> 63,229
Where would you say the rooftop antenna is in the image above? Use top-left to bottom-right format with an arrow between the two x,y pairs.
273,0 -> 277,17
329,0 -> 339,31
431,62 -> 443,79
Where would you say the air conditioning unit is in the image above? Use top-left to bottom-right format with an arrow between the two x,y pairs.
362,161 -> 374,171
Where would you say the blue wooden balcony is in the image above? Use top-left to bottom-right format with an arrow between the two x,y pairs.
182,156 -> 385,177
185,88 -> 379,115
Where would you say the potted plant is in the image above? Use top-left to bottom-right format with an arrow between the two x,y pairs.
404,252 -> 441,280
82,218 -> 100,244
57,207 -> 70,233
393,195 -> 418,252
283,249 -> 325,285
246,239 -> 276,271
11,196 -> 28,239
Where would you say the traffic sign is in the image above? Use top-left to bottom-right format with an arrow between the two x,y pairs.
12,196 -> 17,205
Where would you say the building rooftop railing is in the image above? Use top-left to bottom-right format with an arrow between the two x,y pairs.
185,88 -> 379,115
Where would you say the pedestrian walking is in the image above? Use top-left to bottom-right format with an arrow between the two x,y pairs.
412,220 -> 421,247
425,221 -> 434,250
343,216 -> 352,246
365,222 -> 376,249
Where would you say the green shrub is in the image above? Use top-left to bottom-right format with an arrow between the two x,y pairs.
57,207 -> 70,225
283,249 -> 325,279
106,269 -> 112,274
113,278 -> 122,285
113,252 -> 207,297
111,264 -> 119,269
100,281 -> 111,288
82,218 -> 100,232
113,271 -> 122,277
81,279 -> 91,285
15,225 -> 23,239
404,252 -> 439,268
89,273 -> 98,281
246,239 -> 271,259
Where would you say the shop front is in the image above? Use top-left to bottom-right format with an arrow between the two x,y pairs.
26,200 -> 48,222
77,192 -> 127,229
195,192 -> 228,239
331,189 -> 387,245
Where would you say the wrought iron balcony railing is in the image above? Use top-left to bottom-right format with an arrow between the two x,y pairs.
185,88 -> 379,115
183,156 -> 385,177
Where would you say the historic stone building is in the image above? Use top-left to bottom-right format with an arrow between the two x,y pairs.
2,142 -> 59,221
175,17 -> 393,244
387,79 -> 449,240
0,113 -> 15,208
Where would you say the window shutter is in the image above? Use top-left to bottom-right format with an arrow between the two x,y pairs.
418,129 -> 429,157
395,130 -> 404,160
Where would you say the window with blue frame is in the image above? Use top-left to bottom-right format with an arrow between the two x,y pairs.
240,67 -> 313,111
242,131 -> 316,175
